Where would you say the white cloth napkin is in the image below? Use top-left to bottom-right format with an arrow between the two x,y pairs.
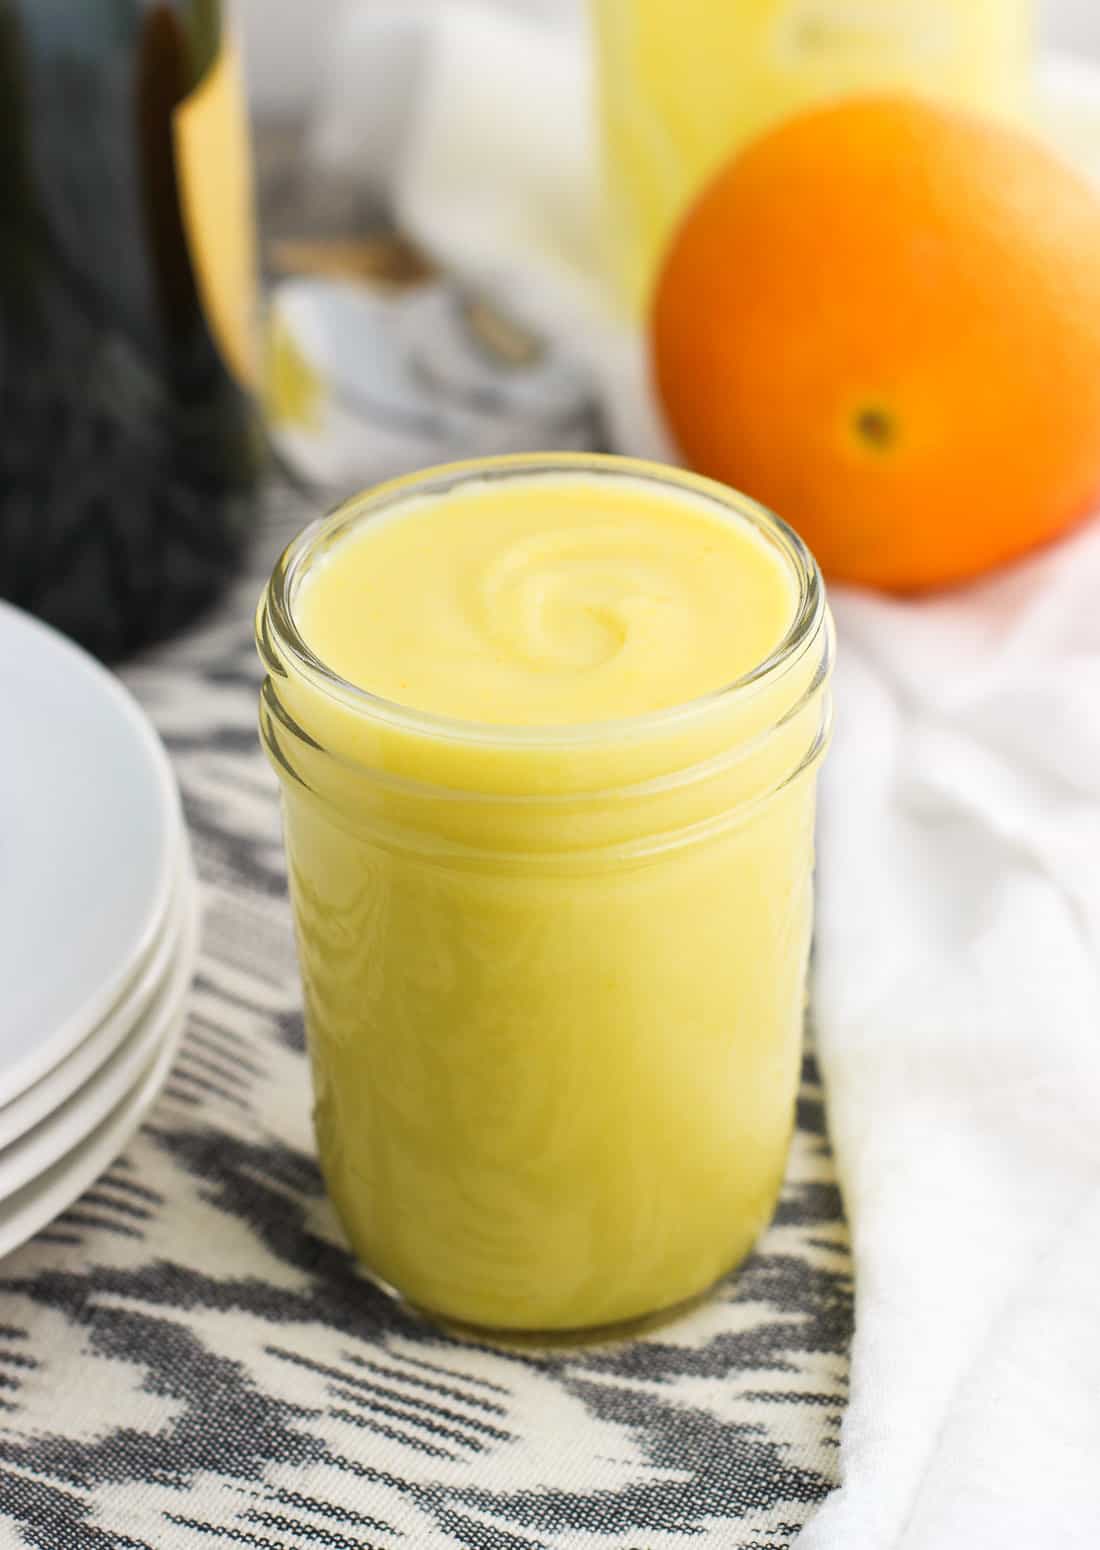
805,539 -> 1100,1549
296,8 -> 1100,1544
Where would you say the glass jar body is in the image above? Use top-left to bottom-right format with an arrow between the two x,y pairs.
258,454 -> 833,1335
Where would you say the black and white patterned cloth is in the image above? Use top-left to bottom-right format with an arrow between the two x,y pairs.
0,485 -> 850,1550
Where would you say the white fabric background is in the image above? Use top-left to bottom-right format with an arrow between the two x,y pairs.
232,0 -> 1100,117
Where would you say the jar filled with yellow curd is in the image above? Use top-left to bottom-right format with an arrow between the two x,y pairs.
256,454 -> 833,1336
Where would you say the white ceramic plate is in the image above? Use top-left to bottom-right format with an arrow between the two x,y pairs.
0,859 -> 198,1201
0,603 -> 182,1105
0,876 -> 200,1259
0,851 -> 195,1152
0,844 -> 193,1150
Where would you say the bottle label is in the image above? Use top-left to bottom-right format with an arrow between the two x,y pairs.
173,37 -> 258,389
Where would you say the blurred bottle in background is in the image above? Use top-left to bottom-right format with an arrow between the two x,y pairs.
0,0 -> 263,661
592,0 -> 1037,313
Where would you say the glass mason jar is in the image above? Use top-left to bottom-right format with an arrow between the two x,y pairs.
256,454 -> 834,1336
591,0 -> 1036,312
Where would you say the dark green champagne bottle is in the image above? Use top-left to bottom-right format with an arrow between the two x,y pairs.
0,0 -> 263,660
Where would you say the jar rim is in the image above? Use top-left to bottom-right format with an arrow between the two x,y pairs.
257,452 -> 827,749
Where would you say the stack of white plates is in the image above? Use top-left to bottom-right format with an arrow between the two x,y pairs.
0,602 -> 199,1258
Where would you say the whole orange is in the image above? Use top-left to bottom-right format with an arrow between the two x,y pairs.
652,95 -> 1100,591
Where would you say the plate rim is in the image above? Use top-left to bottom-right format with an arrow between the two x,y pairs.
0,858 -> 200,1201
0,872 -> 201,1260
0,601 -> 185,1105
0,854 -> 195,1151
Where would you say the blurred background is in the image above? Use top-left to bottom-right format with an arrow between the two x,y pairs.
3,0 -> 1097,656
237,0 -> 1100,118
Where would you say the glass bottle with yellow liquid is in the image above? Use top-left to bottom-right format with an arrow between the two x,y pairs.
591,0 -> 1036,311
